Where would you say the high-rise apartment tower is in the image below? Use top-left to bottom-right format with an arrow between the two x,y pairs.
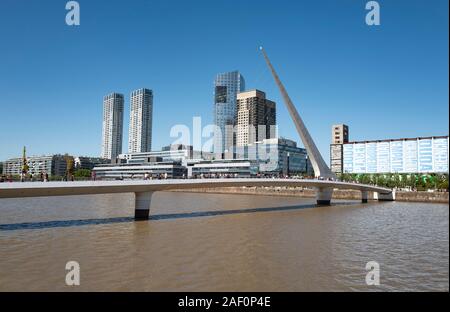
128,88 -> 153,153
101,93 -> 124,160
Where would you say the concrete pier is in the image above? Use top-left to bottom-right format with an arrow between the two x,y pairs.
375,190 -> 396,202
134,191 -> 154,220
316,187 -> 333,205
361,190 -> 368,203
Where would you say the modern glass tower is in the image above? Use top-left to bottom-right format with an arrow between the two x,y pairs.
101,93 -> 124,160
128,88 -> 153,153
213,71 -> 245,156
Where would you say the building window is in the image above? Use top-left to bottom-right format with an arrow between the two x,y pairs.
215,86 -> 227,103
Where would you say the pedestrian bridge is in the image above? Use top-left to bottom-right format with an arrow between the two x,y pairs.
0,178 -> 394,220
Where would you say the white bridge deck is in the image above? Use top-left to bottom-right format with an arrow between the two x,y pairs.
0,178 -> 392,198
0,178 -> 394,220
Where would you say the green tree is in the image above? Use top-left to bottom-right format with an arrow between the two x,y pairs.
360,174 -> 371,185
407,174 -> 417,190
417,175 -> 427,191
425,174 -> 436,190
438,177 -> 449,191
399,174 -> 408,188
386,174 -> 395,188
74,169 -> 91,178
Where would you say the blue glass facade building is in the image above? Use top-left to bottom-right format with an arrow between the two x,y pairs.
234,138 -> 313,176
213,71 -> 245,155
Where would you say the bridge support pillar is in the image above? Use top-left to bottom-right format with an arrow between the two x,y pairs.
135,191 -> 154,221
316,187 -> 333,205
375,190 -> 395,201
361,191 -> 368,203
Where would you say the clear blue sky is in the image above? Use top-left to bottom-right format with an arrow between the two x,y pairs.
0,0 -> 448,164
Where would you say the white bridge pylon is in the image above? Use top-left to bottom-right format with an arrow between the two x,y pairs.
259,47 -> 335,180
259,47 -> 340,204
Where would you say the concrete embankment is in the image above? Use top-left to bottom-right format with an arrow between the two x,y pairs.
171,186 -> 449,203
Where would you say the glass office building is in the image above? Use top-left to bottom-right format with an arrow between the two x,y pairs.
213,71 -> 245,155
235,138 -> 313,176
342,136 -> 449,174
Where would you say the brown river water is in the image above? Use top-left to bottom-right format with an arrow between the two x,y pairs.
0,191 -> 448,291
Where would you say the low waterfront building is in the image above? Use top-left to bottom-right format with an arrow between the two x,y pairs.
187,159 -> 258,178
235,138 -> 313,176
161,144 -> 216,161
118,149 -> 190,164
92,161 -> 187,179
92,139 -> 312,179
342,136 -> 449,174
94,148 -> 191,179
2,154 -> 69,177
74,156 -> 110,170
93,150 -> 259,179
162,144 -> 194,158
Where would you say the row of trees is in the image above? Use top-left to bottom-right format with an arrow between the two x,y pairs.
338,173 -> 449,191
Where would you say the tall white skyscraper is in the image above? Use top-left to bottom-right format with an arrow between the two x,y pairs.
128,88 -> 153,153
101,93 -> 124,160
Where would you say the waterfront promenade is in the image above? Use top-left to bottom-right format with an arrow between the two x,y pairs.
173,186 -> 448,203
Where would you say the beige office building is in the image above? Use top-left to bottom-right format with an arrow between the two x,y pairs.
236,90 -> 276,147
